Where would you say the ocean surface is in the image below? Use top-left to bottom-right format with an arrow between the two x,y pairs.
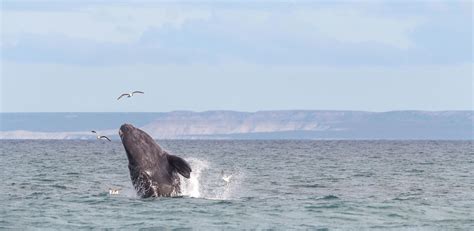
1,140 -> 473,229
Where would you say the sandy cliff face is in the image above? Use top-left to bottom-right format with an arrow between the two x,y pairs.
1,111 -> 472,139
141,111 -> 371,138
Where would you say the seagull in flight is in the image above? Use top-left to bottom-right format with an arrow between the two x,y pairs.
91,130 -> 111,141
221,170 -> 233,183
117,91 -> 144,100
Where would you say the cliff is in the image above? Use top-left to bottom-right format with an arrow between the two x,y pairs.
1,111 -> 472,139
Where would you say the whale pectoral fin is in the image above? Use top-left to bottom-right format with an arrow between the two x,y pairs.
167,154 -> 192,178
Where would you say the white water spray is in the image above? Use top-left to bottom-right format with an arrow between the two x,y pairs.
180,158 -> 244,200
180,158 -> 209,198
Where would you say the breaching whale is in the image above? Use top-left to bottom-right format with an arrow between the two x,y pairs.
119,123 -> 192,197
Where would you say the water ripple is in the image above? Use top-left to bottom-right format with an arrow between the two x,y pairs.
1,140 -> 472,229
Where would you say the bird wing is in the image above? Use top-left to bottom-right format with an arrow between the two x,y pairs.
91,130 -> 97,133
223,175 -> 233,182
117,93 -> 129,100
100,136 -> 111,141
132,91 -> 144,95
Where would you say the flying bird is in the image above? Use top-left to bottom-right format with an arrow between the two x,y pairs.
91,131 -> 111,141
221,170 -> 233,183
117,91 -> 144,100
98,136 -> 111,141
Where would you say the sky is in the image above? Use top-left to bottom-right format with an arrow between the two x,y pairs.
0,0 -> 472,112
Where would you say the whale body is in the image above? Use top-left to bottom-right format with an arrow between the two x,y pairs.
119,123 -> 191,197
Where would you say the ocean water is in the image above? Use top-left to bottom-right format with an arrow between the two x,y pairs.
1,140 -> 473,229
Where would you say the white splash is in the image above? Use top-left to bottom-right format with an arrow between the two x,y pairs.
180,158 -> 209,198
180,158 -> 244,200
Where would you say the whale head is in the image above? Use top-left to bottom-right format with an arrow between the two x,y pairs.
119,123 -> 163,167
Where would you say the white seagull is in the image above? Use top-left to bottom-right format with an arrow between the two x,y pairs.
117,91 -> 144,100
91,130 -> 111,141
221,170 -> 233,183
108,188 -> 120,195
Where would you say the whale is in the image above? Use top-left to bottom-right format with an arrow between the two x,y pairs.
119,123 -> 192,197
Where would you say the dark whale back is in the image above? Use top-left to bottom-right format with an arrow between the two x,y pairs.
119,124 -> 191,197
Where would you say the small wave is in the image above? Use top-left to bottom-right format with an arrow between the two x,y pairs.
97,192 -> 110,197
388,213 -> 404,218
299,225 -> 328,231
290,184 -> 326,188
320,195 -> 340,200
51,184 -> 67,189
353,172 -> 375,177
242,196 -> 255,201
367,204 -> 393,209
66,172 -> 80,175
25,192 -> 45,199
212,200 -> 233,205
305,203 -> 341,210
393,197 -> 416,201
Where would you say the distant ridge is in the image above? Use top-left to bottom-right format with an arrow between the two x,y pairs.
0,111 -> 472,140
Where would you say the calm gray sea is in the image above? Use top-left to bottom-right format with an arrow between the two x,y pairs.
1,140 -> 473,230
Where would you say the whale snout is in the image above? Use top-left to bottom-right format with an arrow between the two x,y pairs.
120,123 -> 134,131
119,123 -> 135,138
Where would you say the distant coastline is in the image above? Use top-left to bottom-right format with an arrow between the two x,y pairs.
0,110 -> 472,140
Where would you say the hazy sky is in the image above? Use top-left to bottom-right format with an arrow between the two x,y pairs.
1,0 -> 472,112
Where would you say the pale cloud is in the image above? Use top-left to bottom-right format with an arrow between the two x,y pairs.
2,3 -> 420,47
0,2 -> 471,66
293,8 -> 422,48
2,5 -> 211,44
1,1 -> 471,112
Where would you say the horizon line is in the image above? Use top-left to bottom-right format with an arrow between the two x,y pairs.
1,109 -> 473,114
